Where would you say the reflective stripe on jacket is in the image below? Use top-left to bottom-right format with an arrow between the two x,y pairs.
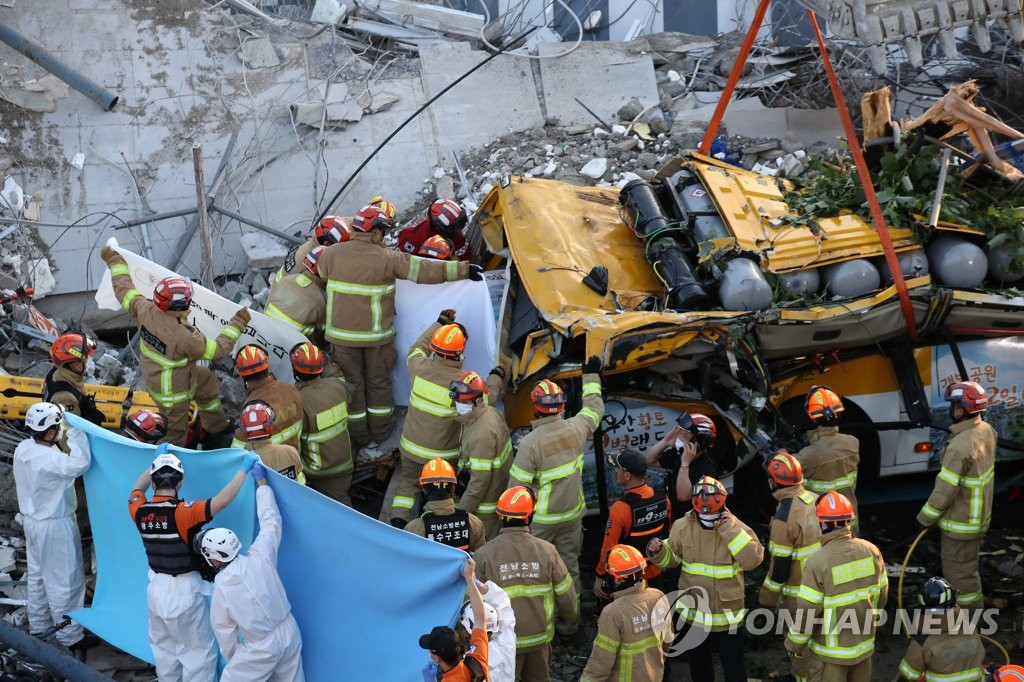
265,272 -> 326,338
897,613 -> 985,682
233,377 -> 304,451
762,485 -> 821,603
580,582 -> 670,682
398,322 -> 464,461
457,402 -> 513,517
797,426 -> 860,502
296,376 -> 353,477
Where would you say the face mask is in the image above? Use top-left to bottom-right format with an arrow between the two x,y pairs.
454,402 -> 473,416
674,439 -> 685,450
697,513 -> 721,529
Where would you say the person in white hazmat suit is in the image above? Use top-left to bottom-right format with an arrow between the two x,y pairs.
200,461 -> 304,682
13,403 -> 91,658
463,580 -> 516,682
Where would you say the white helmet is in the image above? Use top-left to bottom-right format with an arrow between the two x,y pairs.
25,402 -> 64,433
151,453 -> 184,476
196,527 -> 241,566
460,600 -> 499,634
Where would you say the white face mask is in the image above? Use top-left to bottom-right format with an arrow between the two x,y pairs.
697,513 -> 721,529
454,402 -> 474,416
674,439 -> 686,450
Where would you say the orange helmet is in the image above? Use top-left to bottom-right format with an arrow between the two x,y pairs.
124,410 -> 167,443
449,371 -> 488,403
314,216 -> 352,245
429,324 -> 467,359
531,379 -> 566,415
50,333 -> 95,366
290,342 -> 326,377
765,450 -> 803,487
606,544 -> 647,579
240,400 -> 275,440
805,385 -> 845,421
417,234 -> 453,260
153,276 -> 193,312
691,476 -> 727,515
816,491 -> 855,524
496,486 -> 536,519
945,380 -> 988,414
419,458 -> 457,487
235,345 -> 270,377
304,245 -> 327,277
369,195 -> 397,220
994,665 -> 1024,681
352,205 -> 393,232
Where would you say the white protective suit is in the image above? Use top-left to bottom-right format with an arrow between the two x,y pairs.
147,570 -> 217,682
211,485 -> 304,682
481,580 -> 517,682
13,427 -> 90,647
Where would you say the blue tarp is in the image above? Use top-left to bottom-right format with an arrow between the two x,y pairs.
67,414 -> 467,680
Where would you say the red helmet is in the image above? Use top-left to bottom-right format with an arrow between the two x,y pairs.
314,216 -> 352,245
290,342 -> 326,377
419,458 -> 457,487
417,234 -> 453,260
369,195 -> 397,220
449,371 -> 488,403
816,491 -> 855,524
429,324 -> 467,359
352,205 -> 393,232
691,476 -> 727,514
240,400 -> 275,440
945,381 -> 988,414
304,245 -> 327,277
153,276 -> 193,312
677,412 -> 717,447
235,345 -> 270,378
428,199 -> 466,238
124,410 -> 167,443
765,450 -> 803,486
50,333 -> 95,367
606,544 -> 647,579
496,486 -> 536,519
531,379 -> 566,415
805,386 -> 845,421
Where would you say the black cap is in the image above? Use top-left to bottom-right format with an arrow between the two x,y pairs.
608,448 -> 647,476
418,626 -> 458,663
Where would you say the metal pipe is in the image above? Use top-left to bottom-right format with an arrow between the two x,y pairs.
113,207 -> 199,230
0,23 -> 119,112
211,203 -> 304,245
0,618 -> 114,681
929,148 -> 953,228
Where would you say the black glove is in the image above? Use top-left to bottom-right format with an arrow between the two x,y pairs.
583,356 -> 601,374
468,264 -> 484,281
437,308 -> 457,325
488,366 -> 506,380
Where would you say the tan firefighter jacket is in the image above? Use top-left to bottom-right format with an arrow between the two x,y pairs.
474,525 -> 578,651
318,233 -> 468,348
917,415 -> 997,539
399,322 -> 464,461
785,527 -> 888,665
265,272 -> 326,343
107,253 -> 246,409
457,401 -> 513,518
233,375 -> 304,450
760,484 -> 821,609
274,236 -> 316,283
651,510 -> 763,632
509,372 -> 603,526
252,440 -> 304,484
295,375 -> 352,478
580,582 -> 670,682
797,426 -> 860,512
897,607 -> 985,681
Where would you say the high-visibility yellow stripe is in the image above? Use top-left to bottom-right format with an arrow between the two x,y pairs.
122,289 -> 142,311
804,471 -> 857,492
830,557 -> 875,585
265,303 -> 315,335
399,435 -> 460,460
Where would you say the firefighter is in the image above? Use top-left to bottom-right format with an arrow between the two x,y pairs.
238,400 -> 304,483
758,450 -> 821,682
398,198 -> 472,261
123,410 -> 168,444
232,345 -> 303,451
449,369 -> 512,540
389,313 -> 469,527
795,386 -> 860,526
644,411 -> 719,517
581,545 -> 670,682
647,475 -> 763,682
594,448 -> 670,602
290,342 -> 352,505
266,246 -> 330,346
318,204 -> 480,451
474,486 -> 578,681
100,245 -> 250,447
403,458 -> 485,551
274,215 -> 351,283
417,234 -> 454,261
509,356 -> 604,592
785,491 -> 887,682
43,333 -> 105,425
917,380 -> 996,610
897,576 -> 985,681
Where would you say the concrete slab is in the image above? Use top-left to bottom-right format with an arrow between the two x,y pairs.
419,41 -> 543,154
538,42 -> 660,127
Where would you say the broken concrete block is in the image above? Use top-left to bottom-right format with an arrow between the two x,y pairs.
580,158 -> 608,179
0,177 -> 23,214
239,233 -> 289,270
92,350 -> 124,386
311,0 -> 348,25
435,176 -> 455,199
617,98 -> 644,121
239,36 -> 281,69
356,91 -> 400,114
24,259 -> 54,298
71,152 -> 85,170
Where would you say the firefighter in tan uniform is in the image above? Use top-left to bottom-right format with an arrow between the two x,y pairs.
239,401 -> 304,483
232,345 -> 303,451
43,334 -> 106,425
897,576 -> 985,681
474,486 -> 577,682
266,246 -> 332,347
449,369 -> 512,540
785,492 -> 887,682
100,245 -> 249,447
290,342 -> 353,505
273,216 -> 352,284
318,204 -> 480,451
581,545 -> 670,682
917,380 -> 996,609
758,451 -> 821,682
796,386 -> 860,526
648,476 -> 763,682
404,458 -> 485,551
389,314 -> 469,527
509,357 -> 604,592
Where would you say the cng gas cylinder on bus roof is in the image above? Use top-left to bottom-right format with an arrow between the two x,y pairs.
875,248 -> 929,285
926,236 -> 988,288
821,259 -> 880,298
987,242 -> 1024,285
779,268 -> 820,295
718,257 -> 773,310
